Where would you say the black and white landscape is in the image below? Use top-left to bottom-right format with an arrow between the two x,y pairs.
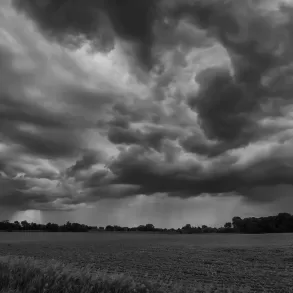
1,1 -> 293,292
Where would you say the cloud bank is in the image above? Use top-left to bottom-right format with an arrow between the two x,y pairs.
1,0 -> 293,223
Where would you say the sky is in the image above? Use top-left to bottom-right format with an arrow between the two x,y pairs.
1,0 -> 293,228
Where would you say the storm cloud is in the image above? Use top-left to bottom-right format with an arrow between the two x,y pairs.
1,0 -> 293,223
11,0 -> 159,69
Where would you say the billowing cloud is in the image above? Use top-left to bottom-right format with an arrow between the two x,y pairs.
11,0 -> 159,69
1,0 -> 293,225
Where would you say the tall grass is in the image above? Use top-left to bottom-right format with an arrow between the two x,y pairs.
0,256 -> 251,293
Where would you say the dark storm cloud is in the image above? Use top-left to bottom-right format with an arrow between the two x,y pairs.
108,124 -> 181,151
155,17 -> 213,52
3,0 -> 293,211
108,127 -> 142,145
0,2 -> 123,212
12,0 -> 160,69
111,101 -> 164,125
0,33 -> 118,160
24,132 -> 79,159
0,49 -> 54,130
105,145 -> 239,196
97,100 -> 164,133
0,111 -> 82,159
0,169 -> 87,211
0,176 -> 58,210
0,45 -> 86,159
189,66 -> 258,142
180,134 -> 228,158
0,95 -> 66,129
66,150 -> 107,177
108,116 -> 130,129
180,130 -> 258,158
98,142 -> 293,200
82,169 -> 110,188
0,154 -> 58,180
171,0 -> 293,145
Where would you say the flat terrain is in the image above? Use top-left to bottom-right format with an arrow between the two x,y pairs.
0,232 -> 292,292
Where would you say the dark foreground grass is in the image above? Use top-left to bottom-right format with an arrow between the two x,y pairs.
0,256 -> 250,293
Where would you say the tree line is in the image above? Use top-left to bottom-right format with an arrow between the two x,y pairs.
1,213 -> 293,233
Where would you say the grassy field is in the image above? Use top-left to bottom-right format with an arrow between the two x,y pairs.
0,232 -> 293,292
0,255 -> 251,293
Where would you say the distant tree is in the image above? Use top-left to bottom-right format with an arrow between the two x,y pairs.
46,222 -> 59,232
182,224 -> 191,230
105,225 -> 114,231
30,222 -> 38,230
21,220 -> 29,230
145,224 -> 155,231
201,225 -> 208,233
232,217 -> 243,232
137,225 -> 146,231
0,220 -> 11,231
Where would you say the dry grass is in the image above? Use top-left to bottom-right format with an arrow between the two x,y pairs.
0,233 -> 293,292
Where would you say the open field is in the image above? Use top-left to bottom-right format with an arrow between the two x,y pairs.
0,232 -> 293,292
0,255 -> 250,293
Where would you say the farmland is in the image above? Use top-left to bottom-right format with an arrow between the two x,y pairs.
0,232 -> 293,292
